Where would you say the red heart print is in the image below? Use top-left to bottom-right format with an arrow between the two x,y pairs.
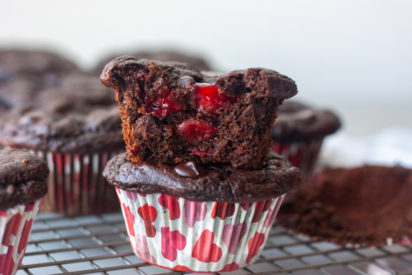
173,265 -> 194,272
138,204 -> 158,238
161,227 -> 186,261
158,194 -> 180,220
122,204 -> 135,237
192,229 -> 222,263
246,232 -> 266,264
184,200 -> 207,227
240,203 -> 249,211
2,213 -> 22,246
222,222 -> 248,254
219,262 -> 239,272
211,202 -> 235,220
0,246 -> 15,275
264,198 -> 282,227
18,219 -> 34,254
132,233 -> 156,263
125,191 -> 138,201
24,202 -> 35,212
252,200 -> 271,222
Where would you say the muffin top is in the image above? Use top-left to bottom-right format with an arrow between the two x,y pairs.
0,148 -> 49,209
95,49 -> 212,74
271,101 -> 341,142
277,165 -> 412,246
104,152 -> 300,203
0,75 -> 123,153
0,48 -> 79,81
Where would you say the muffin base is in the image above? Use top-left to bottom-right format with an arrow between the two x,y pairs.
0,200 -> 41,275
115,187 -> 284,272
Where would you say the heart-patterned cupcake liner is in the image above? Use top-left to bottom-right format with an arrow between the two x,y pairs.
115,187 -> 285,272
272,139 -> 323,179
0,200 -> 41,275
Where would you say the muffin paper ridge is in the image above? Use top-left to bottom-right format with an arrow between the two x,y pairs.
116,187 -> 284,272
0,200 -> 41,275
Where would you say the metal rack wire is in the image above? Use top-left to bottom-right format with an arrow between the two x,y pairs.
18,212 -> 412,275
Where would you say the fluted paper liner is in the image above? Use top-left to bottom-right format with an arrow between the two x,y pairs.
116,187 -> 284,272
33,151 -> 120,216
0,200 -> 41,275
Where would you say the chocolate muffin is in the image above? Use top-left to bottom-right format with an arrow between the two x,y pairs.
0,48 -> 79,82
0,148 -> 49,275
271,101 -> 341,177
0,76 -> 122,215
0,148 -> 49,209
104,153 -> 299,272
277,165 -> 412,246
95,49 -> 212,74
0,49 -> 80,109
101,57 -> 298,169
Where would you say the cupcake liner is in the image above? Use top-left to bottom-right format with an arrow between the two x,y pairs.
33,151 -> 120,216
0,200 -> 41,275
115,187 -> 285,272
272,139 -> 323,178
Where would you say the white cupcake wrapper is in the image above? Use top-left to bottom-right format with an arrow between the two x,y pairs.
116,187 -> 284,272
0,200 -> 41,275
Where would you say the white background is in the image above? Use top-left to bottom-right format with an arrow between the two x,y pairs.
1,0 -> 411,135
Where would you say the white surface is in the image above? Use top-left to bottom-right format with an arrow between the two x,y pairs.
320,127 -> 412,168
0,0 -> 411,135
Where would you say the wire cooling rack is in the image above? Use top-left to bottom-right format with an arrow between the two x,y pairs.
18,212 -> 412,275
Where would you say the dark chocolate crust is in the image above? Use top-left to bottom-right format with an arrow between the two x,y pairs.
0,149 -> 49,209
104,153 -> 300,203
271,101 -> 341,142
0,48 -> 79,82
101,56 -> 298,169
277,165 -> 412,246
94,50 -> 212,74
0,75 -> 123,153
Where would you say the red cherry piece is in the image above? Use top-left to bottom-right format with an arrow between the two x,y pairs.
192,229 -> 222,263
18,219 -> 34,254
158,194 -> 180,220
176,119 -> 217,142
122,204 -> 135,237
211,202 -> 236,220
246,232 -> 266,264
189,147 -> 207,156
145,91 -> 181,118
161,227 -> 187,261
196,84 -> 237,114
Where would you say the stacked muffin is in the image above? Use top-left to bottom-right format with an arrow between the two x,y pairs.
101,57 -> 301,272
